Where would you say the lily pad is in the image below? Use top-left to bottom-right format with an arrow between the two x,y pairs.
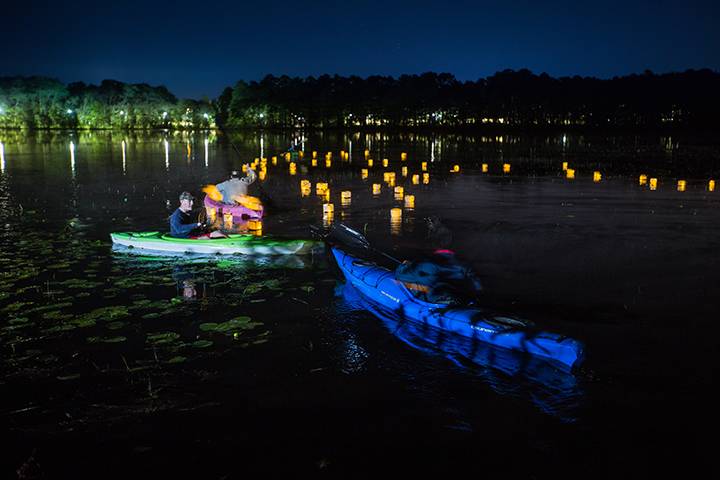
191,340 -> 213,348
198,323 -> 219,332
167,356 -> 187,364
106,321 -> 126,330
146,332 -> 181,345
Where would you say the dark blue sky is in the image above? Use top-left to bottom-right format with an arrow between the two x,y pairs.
3,0 -> 718,98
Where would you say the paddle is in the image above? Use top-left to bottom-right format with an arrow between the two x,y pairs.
312,222 -> 402,265
214,119 -> 277,210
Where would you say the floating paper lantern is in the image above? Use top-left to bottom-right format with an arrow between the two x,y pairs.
364,149 -> 370,158
373,183 -> 381,195
311,159 -> 318,167
401,166 -> 408,176
639,174 -> 648,186
412,174 -> 420,185
368,159 -> 374,167
503,163 -> 511,174
383,158 -> 389,167
323,203 -> 334,215
394,186 -> 404,200
326,159 -> 332,168
451,165 -> 460,173
709,180 -> 715,192
482,164 -> 488,173
562,161 -> 568,171
272,156 -> 277,165
361,168 -> 369,179
390,207 -> 402,219
404,195 -> 415,209
422,173 -> 430,184
401,152 -> 407,161
593,171 -> 601,182
566,168 -> 575,179
677,180 -> 686,192
649,178 -> 658,190
285,152 -> 291,161
421,162 -> 427,171
312,151 -> 317,159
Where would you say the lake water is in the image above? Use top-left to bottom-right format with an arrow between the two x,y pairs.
1,130 -> 718,478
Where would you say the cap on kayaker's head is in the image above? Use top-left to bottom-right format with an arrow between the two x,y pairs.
230,170 -> 241,179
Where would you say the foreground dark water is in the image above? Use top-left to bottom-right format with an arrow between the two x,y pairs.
1,130 -> 719,478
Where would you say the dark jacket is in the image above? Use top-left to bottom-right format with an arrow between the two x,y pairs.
395,250 -> 482,304
169,208 -> 199,238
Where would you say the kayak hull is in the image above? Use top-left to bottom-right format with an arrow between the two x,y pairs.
111,232 -> 315,255
331,247 -> 584,370
204,196 -> 263,220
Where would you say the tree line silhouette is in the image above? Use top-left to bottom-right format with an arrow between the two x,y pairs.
1,69 -> 718,130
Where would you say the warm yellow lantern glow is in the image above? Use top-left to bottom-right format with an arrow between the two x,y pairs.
390,207 -> 402,219
404,195 -> 415,209
423,173 -> 430,184
677,180 -> 686,192
482,163 -> 488,173
312,151 -> 317,159
206,207 -> 217,223
323,203 -> 334,215
639,174 -> 648,185
709,180 -> 716,192
298,151 -> 304,158
394,186 -> 404,200
412,174 -> 420,185
326,159 -> 332,168
316,182 -> 328,194
593,171 -> 601,182
323,212 -> 334,228
223,212 -> 233,229
361,168 -> 368,179
259,169 -> 267,181
401,152 -> 407,161
272,156 -> 277,165
285,152 -> 291,161
566,168 -> 575,179
368,159 -> 374,167
383,158 -> 389,167
242,164 -> 248,173
247,219 -> 262,231
301,179 -> 311,190
341,190 -> 352,200
421,162 -> 427,171
373,183 -> 381,195
289,162 -> 297,175
364,149 -> 370,158
326,151 -> 332,159
649,178 -> 658,190
401,166 -> 408,176
562,161 -> 568,171
301,187 -> 310,197
311,159 -> 318,167
451,165 -> 460,173
503,163 -> 511,174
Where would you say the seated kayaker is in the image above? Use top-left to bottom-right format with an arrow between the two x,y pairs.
170,191 -> 226,239
395,217 -> 482,305
216,167 -> 256,203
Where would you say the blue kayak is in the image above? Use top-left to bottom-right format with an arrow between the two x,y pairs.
331,247 -> 584,370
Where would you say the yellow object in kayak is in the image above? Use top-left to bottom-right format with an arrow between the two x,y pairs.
231,194 -> 263,211
202,184 -> 223,202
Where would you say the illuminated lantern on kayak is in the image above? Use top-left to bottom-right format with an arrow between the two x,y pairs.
202,184 -> 223,202
373,183 -> 381,195
412,174 -> 420,185
401,166 -> 408,176
451,165 -> 460,173
383,158 -> 388,167
368,158 -> 374,167
593,171 -> 601,182
422,173 -> 430,184
223,212 -> 233,229
709,180 -> 716,192
677,180 -> 686,192
361,168 -> 368,179
649,178 -> 658,190
206,207 -> 217,223
562,161 -> 568,171
482,163 -> 488,173
247,219 -> 262,231
394,186 -> 404,200
503,163 -> 511,174
404,195 -> 415,209
401,152 -> 407,161
566,168 -> 575,179
242,164 -> 248,173
421,162 -> 427,171
639,174 -> 647,185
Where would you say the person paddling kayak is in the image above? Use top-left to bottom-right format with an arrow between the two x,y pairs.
394,217 -> 482,305
170,191 -> 225,239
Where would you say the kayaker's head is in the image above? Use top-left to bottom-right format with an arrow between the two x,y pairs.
179,191 -> 194,211
230,170 -> 241,179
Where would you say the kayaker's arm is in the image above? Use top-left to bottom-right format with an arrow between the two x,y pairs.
242,166 -> 257,185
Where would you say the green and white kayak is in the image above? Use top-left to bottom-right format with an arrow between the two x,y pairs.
110,232 -> 317,255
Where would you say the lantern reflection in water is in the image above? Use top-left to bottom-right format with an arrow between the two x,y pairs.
368,159 -> 373,167
390,208 -> 402,235
401,152 -> 407,161
562,161 -> 568,171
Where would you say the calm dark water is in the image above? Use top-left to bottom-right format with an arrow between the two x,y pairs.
1,130 -> 719,478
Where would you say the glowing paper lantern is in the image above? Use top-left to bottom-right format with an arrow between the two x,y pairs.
503,163 -> 511,174
404,195 -> 415,209
482,164 -> 488,173
677,180 -> 686,192
593,171 -> 601,182
649,178 -> 658,190
373,183 -> 381,195
709,180 -> 715,192
639,174 -> 648,186
566,168 -> 575,179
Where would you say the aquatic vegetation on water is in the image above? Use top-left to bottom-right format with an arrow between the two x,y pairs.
146,332 -> 181,345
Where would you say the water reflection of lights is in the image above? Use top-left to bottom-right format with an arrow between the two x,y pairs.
164,139 -> 169,170
260,135 -> 264,160
204,138 -> 209,167
390,208 -> 402,235
69,141 -> 76,177
0,141 -> 5,173
121,140 -> 126,174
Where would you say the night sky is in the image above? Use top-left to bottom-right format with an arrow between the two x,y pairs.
3,0 -> 718,98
